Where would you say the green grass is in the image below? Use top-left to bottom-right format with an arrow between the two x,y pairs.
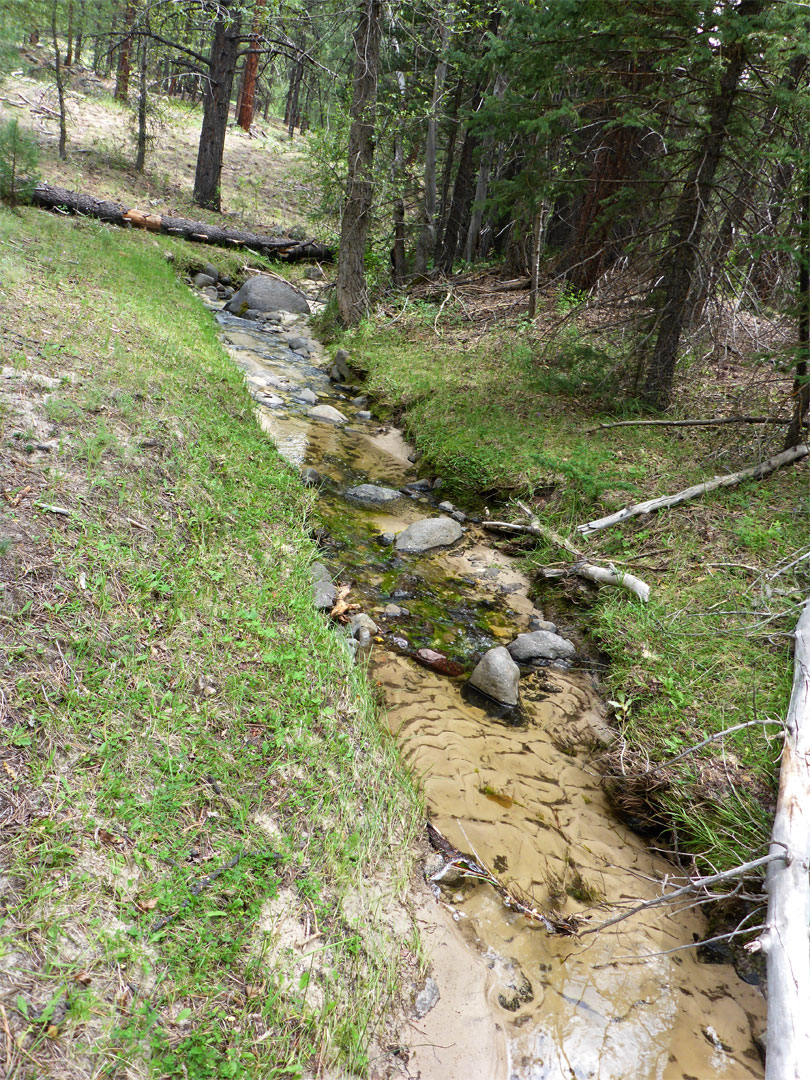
0,208 -> 420,1078
333,307 -> 808,876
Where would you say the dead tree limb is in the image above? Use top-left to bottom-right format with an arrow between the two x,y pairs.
748,600 -> 810,1080
586,415 -> 791,433
31,183 -> 334,262
580,851 -> 783,937
578,443 -> 808,537
483,502 -> 651,602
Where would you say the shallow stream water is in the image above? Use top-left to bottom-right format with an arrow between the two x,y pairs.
214,302 -> 766,1080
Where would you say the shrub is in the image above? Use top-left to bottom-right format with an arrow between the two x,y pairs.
0,118 -> 40,205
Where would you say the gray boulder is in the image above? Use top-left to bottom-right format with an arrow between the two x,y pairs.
346,484 -> 401,504
293,388 -> 318,405
287,335 -> 311,354
225,275 -> 311,317
300,466 -> 323,487
309,404 -> 347,425
414,977 -> 440,1019
349,612 -> 379,637
395,516 -> 463,553
202,262 -> 219,281
202,286 -> 219,300
528,616 -> 558,634
330,349 -> 353,382
507,630 -> 575,663
193,272 -> 217,289
468,647 -> 520,706
310,563 -> 336,610
304,264 -> 325,280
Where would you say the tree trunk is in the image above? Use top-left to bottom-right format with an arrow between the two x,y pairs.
135,34 -> 148,173
414,17 -> 452,275
237,0 -> 265,132
434,75 -> 463,262
464,73 -> 506,263
437,121 -> 479,272
193,7 -> 241,211
50,0 -> 67,160
74,0 -> 85,64
389,20 -> 407,286
754,600 -> 810,1080
286,59 -> 304,136
641,2 -> 760,411
115,0 -> 136,102
786,159 -> 810,449
336,0 -> 382,326
65,1 -> 74,65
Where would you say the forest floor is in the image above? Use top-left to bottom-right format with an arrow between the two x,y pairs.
1,48 -> 808,1076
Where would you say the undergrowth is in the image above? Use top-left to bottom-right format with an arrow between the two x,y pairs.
334,303 -> 808,876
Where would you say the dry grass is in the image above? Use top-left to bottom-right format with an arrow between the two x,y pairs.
0,62 -> 312,230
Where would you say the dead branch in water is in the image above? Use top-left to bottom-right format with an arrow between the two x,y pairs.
483,501 -> 650,602
426,822 -> 581,935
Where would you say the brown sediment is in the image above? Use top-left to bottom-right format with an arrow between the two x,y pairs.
216,305 -> 766,1080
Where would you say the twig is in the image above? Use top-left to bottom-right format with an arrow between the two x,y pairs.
638,718 -> 784,775
579,851 -> 784,937
35,502 -> 72,516
0,1003 -> 13,1068
152,854 -> 242,932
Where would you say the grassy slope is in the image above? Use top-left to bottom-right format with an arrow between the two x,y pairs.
333,312 -> 808,873
0,209 -> 419,1079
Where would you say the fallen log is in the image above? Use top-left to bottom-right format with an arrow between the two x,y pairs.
748,599 -> 810,1080
586,415 -> 791,433
578,443 -> 808,537
31,182 -> 335,262
483,502 -> 651,602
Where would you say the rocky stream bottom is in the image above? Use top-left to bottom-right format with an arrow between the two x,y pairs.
204,275 -> 766,1080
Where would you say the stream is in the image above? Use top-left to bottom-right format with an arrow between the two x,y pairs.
210,292 -> 766,1080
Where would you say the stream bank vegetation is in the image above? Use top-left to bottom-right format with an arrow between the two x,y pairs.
0,209 -> 421,1078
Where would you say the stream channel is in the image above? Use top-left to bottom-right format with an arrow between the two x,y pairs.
210,293 -> 766,1080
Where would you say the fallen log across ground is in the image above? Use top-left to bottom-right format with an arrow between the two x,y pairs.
483,501 -> 651,602
31,182 -> 335,262
578,443 -> 808,537
748,599 -> 810,1080
586,415 -> 791,433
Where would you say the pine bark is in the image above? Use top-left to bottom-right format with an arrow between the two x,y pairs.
237,0 -> 265,132
115,1 -> 137,102
193,6 -> 242,211
336,0 -> 382,326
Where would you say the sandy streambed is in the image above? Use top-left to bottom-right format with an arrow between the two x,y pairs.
213,303 -> 766,1080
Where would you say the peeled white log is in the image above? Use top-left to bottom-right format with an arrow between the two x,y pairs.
751,600 -> 810,1080
577,443 -> 808,537
483,512 -> 650,603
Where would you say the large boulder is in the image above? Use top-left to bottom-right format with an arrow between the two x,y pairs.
395,516 -> 463,553
225,275 -> 311,317
467,647 -> 520,706
507,630 -> 575,663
